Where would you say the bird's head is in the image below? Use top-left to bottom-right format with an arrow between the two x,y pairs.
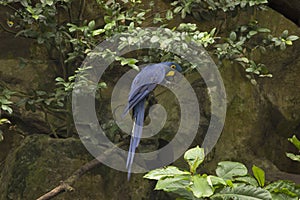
161,62 -> 182,72
161,62 -> 182,78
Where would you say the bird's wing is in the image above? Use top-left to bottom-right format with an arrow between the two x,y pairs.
122,64 -> 166,116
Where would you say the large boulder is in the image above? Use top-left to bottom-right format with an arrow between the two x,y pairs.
0,134 -> 155,200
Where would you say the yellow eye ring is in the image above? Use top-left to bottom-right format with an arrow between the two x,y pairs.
170,64 -> 176,69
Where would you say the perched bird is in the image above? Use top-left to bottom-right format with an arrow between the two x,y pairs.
122,62 -> 182,179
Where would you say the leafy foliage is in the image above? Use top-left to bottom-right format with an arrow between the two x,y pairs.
286,135 -> 300,162
0,118 -> 11,142
171,0 -> 268,19
212,184 -> 272,200
0,86 -> 14,141
144,146 -> 300,200
0,87 -> 14,114
0,0 -> 298,136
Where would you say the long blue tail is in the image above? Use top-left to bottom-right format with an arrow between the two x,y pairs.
126,99 -> 145,180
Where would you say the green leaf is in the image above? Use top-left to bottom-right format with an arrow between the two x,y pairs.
98,82 -> 107,89
1,105 -> 13,114
210,28 -> 216,36
208,175 -> 227,186
282,30 -> 289,38
229,32 -> 237,41
286,35 -> 299,41
252,165 -> 265,187
270,192 -> 298,200
104,21 -> 116,30
280,42 -> 286,50
88,20 -> 95,30
143,166 -> 190,180
166,10 -> 173,20
0,99 -> 13,105
216,161 -> 248,180
137,11 -> 145,18
288,135 -> 300,150
257,28 -> 271,33
190,175 -> 214,198
285,40 -> 293,45
235,57 -> 249,63
0,118 -> 11,125
249,30 -> 258,36
211,184 -> 272,200
265,180 -> 300,198
150,35 -> 160,43
286,153 -> 300,162
46,0 -> 54,6
155,175 -> 190,191
184,146 -> 205,174
173,6 -> 182,14
55,77 -> 65,82
234,176 -> 259,186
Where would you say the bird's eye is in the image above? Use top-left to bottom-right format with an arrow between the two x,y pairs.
170,65 -> 176,69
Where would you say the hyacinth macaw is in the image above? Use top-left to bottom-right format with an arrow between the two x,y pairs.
122,62 -> 182,179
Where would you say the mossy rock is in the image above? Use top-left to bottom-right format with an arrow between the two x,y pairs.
0,134 -> 157,199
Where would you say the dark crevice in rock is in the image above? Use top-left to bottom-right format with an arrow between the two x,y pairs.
268,0 -> 300,26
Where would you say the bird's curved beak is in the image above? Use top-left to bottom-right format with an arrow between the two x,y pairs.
166,70 -> 175,77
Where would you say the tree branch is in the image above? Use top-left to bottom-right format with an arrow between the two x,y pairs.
36,140 -> 126,200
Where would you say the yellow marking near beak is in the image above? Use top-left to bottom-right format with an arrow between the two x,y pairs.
166,71 -> 175,77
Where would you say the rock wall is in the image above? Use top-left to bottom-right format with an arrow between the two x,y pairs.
0,2 -> 300,200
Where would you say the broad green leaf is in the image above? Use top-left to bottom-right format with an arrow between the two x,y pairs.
155,175 -> 190,191
127,58 -> 138,64
190,175 -> 214,198
143,166 -> 190,180
234,176 -> 258,186
286,35 -> 299,41
270,192 -> 298,200
288,135 -> 300,150
211,184 -> 272,200
286,153 -> 300,162
216,161 -> 248,180
249,30 -> 258,36
252,165 -> 265,187
265,180 -> 300,198
285,40 -> 293,45
208,175 -> 227,186
92,29 -> 105,36
184,146 -> 205,174
229,32 -> 236,41
104,21 -> 116,30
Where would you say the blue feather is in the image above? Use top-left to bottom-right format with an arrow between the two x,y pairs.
126,99 -> 145,180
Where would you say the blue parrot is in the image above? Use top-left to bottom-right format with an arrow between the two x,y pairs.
122,62 -> 182,179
